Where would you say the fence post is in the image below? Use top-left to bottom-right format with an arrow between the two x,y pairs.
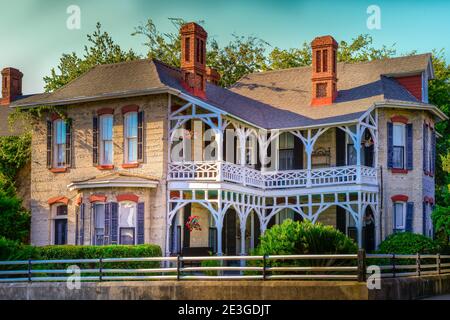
27,259 -> 32,282
357,249 -> 366,282
176,255 -> 181,281
416,253 -> 421,277
437,253 -> 441,275
99,258 -> 103,282
391,254 -> 396,278
262,255 -> 267,280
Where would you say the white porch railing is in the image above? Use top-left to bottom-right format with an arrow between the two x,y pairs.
168,161 -> 378,189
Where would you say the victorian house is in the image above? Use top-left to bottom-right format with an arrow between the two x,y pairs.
4,22 -> 446,255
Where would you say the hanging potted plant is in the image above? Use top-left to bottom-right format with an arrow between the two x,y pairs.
185,215 -> 202,232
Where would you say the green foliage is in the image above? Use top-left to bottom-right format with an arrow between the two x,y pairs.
132,18 -> 186,68
377,232 -> 440,255
200,252 -> 222,276
0,239 -> 162,273
432,206 -> 450,245
0,133 -> 31,180
430,50 -> 450,206
266,34 -> 396,71
337,34 -> 396,63
44,22 -> 140,92
0,191 -> 30,243
245,220 -> 357,274
266,43 -> 311,70
254,219 -> 357,256
0,134 -> 31,243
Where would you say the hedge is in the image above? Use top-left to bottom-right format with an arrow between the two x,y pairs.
0,237 -> 162,275
377,232 -> 440,255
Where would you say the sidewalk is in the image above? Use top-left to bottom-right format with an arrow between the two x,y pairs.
422,294 -> 450,300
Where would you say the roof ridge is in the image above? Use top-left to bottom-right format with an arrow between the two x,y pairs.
235,53 -> 432,80
93,58 -> 152,68
47,58 -> 153,95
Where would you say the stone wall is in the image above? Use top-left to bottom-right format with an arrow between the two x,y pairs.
377,108 -> 434,240
2,273 -> 450,300
30,94 -> 169,250
189,203 -> 211,247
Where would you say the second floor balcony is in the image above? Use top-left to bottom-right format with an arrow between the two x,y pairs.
168,161 -> 378,190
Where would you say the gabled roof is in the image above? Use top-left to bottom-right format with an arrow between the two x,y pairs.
11,53 -> 445,129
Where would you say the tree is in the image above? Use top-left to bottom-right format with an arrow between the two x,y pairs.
266,34 -> 397,71
44,22 -> 140,92
0,190 -> 30,243
429,50 -> 450,206
208,35 -> 269,87
131,18 -> 185,68
432,206 -> 450,246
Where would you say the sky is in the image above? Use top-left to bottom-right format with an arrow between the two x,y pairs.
0,0 -> 449,94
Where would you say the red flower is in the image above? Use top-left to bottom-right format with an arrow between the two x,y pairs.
185,215 -> 202,232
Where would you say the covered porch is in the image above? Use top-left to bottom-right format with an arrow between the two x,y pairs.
166,188 -> 379,256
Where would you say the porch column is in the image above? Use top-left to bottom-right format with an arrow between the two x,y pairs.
356,192 -> 363,248
305,130 -> 313,187
240,224 -> 247,256
165,222 -> 172,257
355,124 -> 362,184
215,125 -> 224,182
216,220 -> 223,256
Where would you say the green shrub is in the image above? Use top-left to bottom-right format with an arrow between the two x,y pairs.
200,252 -> 222,276
254,219 -> 357,256
377,232 -> 439,255
0,241 -> 163,277
247,220 -> 357,274
0,191 -> 30,242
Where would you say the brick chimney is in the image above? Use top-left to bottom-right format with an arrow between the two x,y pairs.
206,67 -> 220,85
311,36 -> 338,106
1,67 -> 23,106
180,22 -> 207,98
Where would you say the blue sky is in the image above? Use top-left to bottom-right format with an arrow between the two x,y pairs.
1,0 -> 449,94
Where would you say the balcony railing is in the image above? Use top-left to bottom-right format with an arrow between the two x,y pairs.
168,161 -> 377,189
